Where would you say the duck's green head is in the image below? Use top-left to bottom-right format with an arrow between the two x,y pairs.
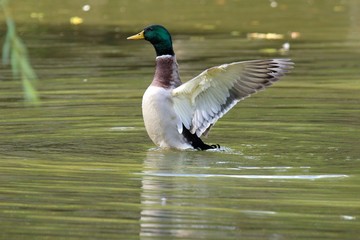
127,25 -> 174,56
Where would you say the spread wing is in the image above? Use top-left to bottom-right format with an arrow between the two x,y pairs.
172,59 -> 293,137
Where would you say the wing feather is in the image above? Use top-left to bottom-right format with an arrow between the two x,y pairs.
172,59 -> 293,137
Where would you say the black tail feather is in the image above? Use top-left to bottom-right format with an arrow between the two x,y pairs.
181,125 -> 219,150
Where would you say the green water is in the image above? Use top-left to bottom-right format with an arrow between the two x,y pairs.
1,1 -> 360,239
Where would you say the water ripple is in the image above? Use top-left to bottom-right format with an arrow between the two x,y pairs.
142,172 -> 348,180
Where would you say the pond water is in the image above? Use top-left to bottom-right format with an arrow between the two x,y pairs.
1,1 -> 360,239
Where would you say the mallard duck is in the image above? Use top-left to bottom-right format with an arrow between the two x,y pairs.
127,25 -> 293,150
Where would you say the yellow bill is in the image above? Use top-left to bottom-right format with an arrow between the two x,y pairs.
127,30 -> 145,40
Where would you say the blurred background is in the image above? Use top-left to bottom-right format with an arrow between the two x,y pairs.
1,0 -> 359,82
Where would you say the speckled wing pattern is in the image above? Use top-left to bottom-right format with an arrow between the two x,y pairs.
172,59 -> 294,137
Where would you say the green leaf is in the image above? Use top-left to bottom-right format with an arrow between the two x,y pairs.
22,75 -> 40,105
2,31 -> 11,65
2,0 -> 41,105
